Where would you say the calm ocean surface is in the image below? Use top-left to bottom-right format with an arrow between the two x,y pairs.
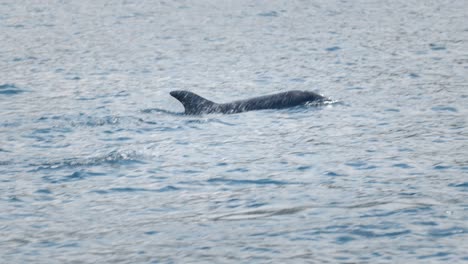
1,0 -> 467,263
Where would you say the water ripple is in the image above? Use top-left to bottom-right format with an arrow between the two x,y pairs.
0,83 -> 25,95
213,206 -> 308,221
91,186 -> 179,194
207,178 -> 299,186
31,149 -> 144,171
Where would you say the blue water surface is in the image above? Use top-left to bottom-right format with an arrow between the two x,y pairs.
1,0 -> 467,263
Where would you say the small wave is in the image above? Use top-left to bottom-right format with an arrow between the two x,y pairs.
91,185 -> 179,194
207,177 -> 298,186
140,108 -> 184,116
213,206 -> 308,221
32,149 -> 145,171
0,148 -> 11,153
428,227 -> 466,237
0,160 -> 12,165
42,170 -> 107,183
183,118 -> 236,126
0,84 -> 25,95
37,114 -> 122,127
349,228 -> 411,238
257,11 -> 279,17
448,182 -> 468,188
431,106 -> 458,113
418,252 -> 451,260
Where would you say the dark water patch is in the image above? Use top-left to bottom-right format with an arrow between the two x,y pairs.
58,243 -> 80,248
12,56 -> 37,62
102,136 -> 133,142
0,159 -> 12,166
350,228 -> 411,238
66,76 -> 81,81
110,187 -> 160,192
345,161 -> 377,170
226,168 -> 249,173
431,106 -> 457,112
325,171 -> 343,177
399,192 -> 417,196
433,165 -> 451,170
335,236 -> 355,244
5,24 -> 24,28
428,227 -> 466,237
418,252 -> 450,260
297,166 -> 311,171
32,127 -> 72,134
204,36 -> 227,42
179,169 -> 202,174
213,206 -> 308,221
257,11 -> 279,17
158,185 -> 178,192
398,147 -> 414,152
0,83 -> 25,95
92,185 -> 178,194
42,170 -> 107,183
0,121 -> 21,128
242,246 -> 280,254
207,178 -> 293,186
413,221 -> 438,226
325,46 -> 340,52
247,202 -> 267,208
448,182 -> 468,189
360,205 -> 432,218
35,189 -> 52,194
429,43 -> 446,51
76,96 -> 100,101
345,201 -> 391,209
292,224 -> 409,241
115,90 -> 129,97
289,77 -> 306,83
138,119 -> 158,125
414,50 -> 428,55
176,180 -> 206,187
393,163 -> 412,169
8,196 -> 23,202
36,240 -> 59,248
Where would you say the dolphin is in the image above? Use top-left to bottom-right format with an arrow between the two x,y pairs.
170,90 -> 327,115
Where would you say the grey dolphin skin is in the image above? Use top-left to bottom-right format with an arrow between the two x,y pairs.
170,90 -> 327,115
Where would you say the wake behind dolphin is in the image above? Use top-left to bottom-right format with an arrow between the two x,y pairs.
170,90 -> 328,115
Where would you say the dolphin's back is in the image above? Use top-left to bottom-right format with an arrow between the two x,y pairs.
228,91 -> 310,111
170,90 -> 325,115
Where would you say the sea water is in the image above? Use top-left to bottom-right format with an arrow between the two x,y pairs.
1,0 -> 467,263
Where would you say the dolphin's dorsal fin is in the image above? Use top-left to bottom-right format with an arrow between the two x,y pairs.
170,90 -> 216,114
